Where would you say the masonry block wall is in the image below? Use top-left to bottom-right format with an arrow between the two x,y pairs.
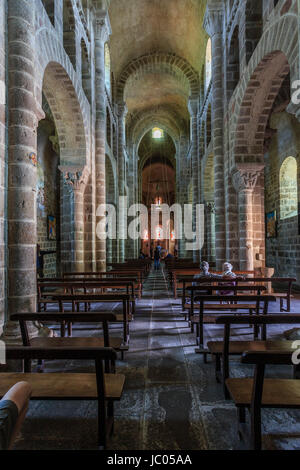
265,112 -> 300,279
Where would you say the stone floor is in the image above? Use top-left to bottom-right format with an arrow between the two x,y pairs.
13,266 -> 300,450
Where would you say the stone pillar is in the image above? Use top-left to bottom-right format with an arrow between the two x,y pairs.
188,98 -> 200,262
206,202 -> 216,264
3,0 -> 39,343
59,166 -> 90,272
0,0 -> 5,335
117,103 -> 128,262
95,12 -> 111,271
204,4 -> 226,269
232,165 -> 264,271
177,135 -> 189,259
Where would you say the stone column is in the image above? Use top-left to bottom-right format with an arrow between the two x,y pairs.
0,0 -> 5,335
177,135 -> 189,259
59,166 -> 90,272
206,202 -> 216,264
188,98 -> 200,262
117,103 -> 128,262
204,4 -> 226,269
95,12 -> 111,271
232,165 -> 264,271
3,0 -> 39,343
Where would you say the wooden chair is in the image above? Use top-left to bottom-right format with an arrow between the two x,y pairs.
1,345 -> 125,449
208,314 -> 300,398
227,348 -> 300,450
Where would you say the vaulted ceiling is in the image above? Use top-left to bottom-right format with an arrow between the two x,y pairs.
108,0 -> 208,171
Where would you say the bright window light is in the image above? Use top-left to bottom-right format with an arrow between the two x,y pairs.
152,127 -> 164,139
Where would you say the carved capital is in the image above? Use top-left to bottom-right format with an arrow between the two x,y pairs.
59,165 -> 90,192
232,164 -> 265,193
95,11 -> 111,42
203,5 -> 224,37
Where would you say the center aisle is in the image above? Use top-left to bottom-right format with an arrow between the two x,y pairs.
110,264 -> 238,450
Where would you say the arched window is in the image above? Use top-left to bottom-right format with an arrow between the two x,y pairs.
205,39 -> 212,92
105,43 -> 111,95
280,157 -> 298,220
41,0 -> 55,26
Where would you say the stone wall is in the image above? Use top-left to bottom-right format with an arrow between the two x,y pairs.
265,111 -> 300,280
37,118 -> 60,277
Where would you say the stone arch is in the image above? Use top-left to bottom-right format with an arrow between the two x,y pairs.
116,52 -> 200,102
35,27 -> 90,166
280,156 -> 298,220
233,50 -> 290,166
230,11 -> 298,169
42,62 -> 87,166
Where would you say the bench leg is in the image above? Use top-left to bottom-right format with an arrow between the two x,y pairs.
215,354 -> 221,383
238,407 -> 246,441
108,401 -> 114,436
68,322 -> 72,337
251,407 -> 262,451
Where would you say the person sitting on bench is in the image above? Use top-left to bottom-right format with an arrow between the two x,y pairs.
219,262 -> 237,299
0,381 -> 32,450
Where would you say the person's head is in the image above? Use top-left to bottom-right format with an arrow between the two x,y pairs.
223,262 -> 233,273
200,261 -> 209,273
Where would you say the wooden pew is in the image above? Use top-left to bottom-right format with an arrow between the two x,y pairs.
11,312 -> 127,364
180,276 -> 296,312
38,279 -> 136,315
172,270 -> 255,299
0,345 -> 125,449
189,293 -> 276,360
186,284 -> 267,323
63,272 -> 143,298
208,314 -> 300,398
235,277 -> 296,312
227,346 -> 300,450
39,293 -> 131,345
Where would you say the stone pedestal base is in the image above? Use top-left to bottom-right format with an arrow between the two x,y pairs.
1,321 -> 54,345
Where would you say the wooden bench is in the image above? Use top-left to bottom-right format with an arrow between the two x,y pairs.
189,293 -> 276,360
63,272 -> 143,298
180,276 -> 296,312
38,279 -> 136,315
234,277 -> 296,312
227,348 -> 300,450
1,345 -> 125,449
207,314 -> 300,398
10,311 -> 128,364
173,271 -> 255,299
40,293 -> 131,345
186,284 -> 267,323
